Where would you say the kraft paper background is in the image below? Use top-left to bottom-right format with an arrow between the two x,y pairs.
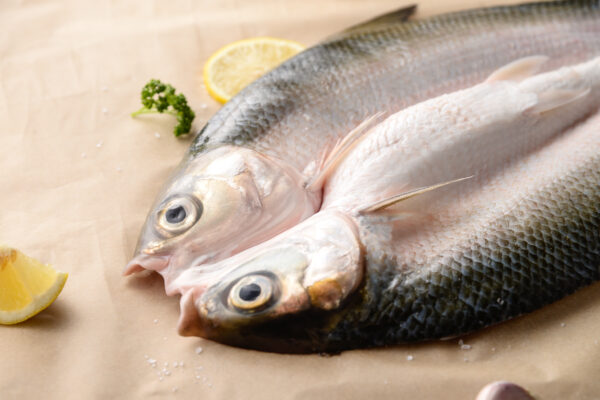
1,0 -> 599,399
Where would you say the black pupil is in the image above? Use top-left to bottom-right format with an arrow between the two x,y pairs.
166,205 -> 186,224
239,283 -> 261,302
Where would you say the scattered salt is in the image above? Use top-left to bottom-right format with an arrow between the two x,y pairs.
195,347 -> 203,354
96,141 -> 103,148
207,383 -> 213,388
116,166 -> 122,172
173,362 -> 178,368
153,319 -> 159,324
101,107 -> 108,114
406,355 -> 413,361
144,355 -> 149,359
200,104 -> 208,109
464,358 -> 469,362
195,375 -> 201,380
461,344 -> 472,351
159,376 -> 164,382
179,361 -> 184,367
560,322 -> 566,327
458,339 -> 464,346
81,152 -> 87,158
154,132 -> 161,139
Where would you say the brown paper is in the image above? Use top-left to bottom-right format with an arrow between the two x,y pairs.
1,0 -> 599,398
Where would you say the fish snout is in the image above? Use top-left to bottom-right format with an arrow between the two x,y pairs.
122,254 -> 171,276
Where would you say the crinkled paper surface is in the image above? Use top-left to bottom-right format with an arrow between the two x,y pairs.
1,0 -> 599,398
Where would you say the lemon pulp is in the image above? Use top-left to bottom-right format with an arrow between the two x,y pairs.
203,37 -> 305,103
0,246 -> 67,325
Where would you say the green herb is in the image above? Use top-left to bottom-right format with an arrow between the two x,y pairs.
131,79 -> 196,137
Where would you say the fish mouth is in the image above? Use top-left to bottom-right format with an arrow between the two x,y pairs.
177,290 -> 219,338
122,254 -> 171,276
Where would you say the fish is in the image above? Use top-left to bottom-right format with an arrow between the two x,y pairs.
172,57 -> 600,352
125,0 -> 600,292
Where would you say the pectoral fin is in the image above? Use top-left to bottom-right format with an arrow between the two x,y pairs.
306,112 -> 385,191
357,175 -> 474,214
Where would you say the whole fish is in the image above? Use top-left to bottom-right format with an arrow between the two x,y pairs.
125,1 -> 600,291
173,58 -> 600,352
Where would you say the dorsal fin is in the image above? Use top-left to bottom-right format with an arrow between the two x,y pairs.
341,5 -> 417,35
305,112 -> 386,192
485,55 -> 548,83
357,176 -> 473,214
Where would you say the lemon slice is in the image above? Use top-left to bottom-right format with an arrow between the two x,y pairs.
0,246 -> 68,325
203,37 -> 305,103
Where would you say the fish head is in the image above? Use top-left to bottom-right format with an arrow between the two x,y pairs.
176,211 -> 364,352
124,145 -> 320,283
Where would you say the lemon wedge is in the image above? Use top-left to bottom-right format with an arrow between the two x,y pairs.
203,37 -> 305,103
0,246 -> 67,325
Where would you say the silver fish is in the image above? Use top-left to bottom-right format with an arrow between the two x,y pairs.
173,57 -> 600,352
125,1 -> 600,294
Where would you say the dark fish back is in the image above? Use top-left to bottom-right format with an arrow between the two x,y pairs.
191,0 -> 600,170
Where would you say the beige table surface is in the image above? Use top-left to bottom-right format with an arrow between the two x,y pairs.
2,0 -> 600,399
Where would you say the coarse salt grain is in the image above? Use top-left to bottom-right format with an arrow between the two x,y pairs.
153,319 -> 158,324
96,141 -> 103,148
101,107 -> 108,114
81,152 -> 87,158
154,132 -> 161,139
461,344 -> 472,350
195,347 -> 203,354
561,322 -> 566,327
406,355 -> 413,361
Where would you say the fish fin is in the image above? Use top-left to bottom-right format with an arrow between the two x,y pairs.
485,55 -> 549,83
357,176 -> 474,214
530,88 -> 591,114
342,5 -> 417,34
305,112 -> 385,191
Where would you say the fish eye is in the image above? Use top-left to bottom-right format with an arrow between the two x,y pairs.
155,195 -> 203,237
229,275 -> 274,312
